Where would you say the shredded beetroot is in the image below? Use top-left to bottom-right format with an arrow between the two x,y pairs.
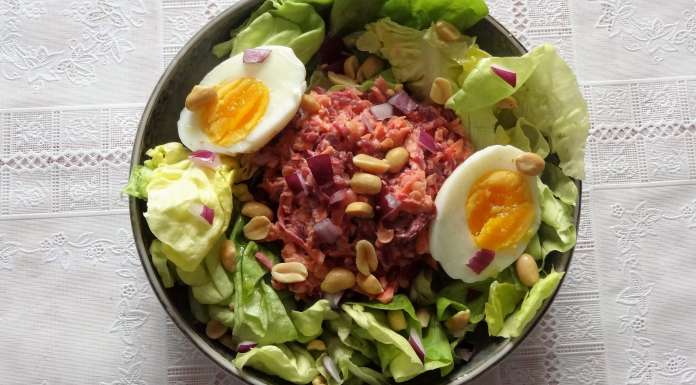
257,78 -> 473,298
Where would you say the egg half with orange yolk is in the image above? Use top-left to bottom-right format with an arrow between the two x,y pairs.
178,45 -> 306,155
430,145 -> 541,283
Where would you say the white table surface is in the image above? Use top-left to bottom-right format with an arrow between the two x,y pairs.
2,1 -> 696,384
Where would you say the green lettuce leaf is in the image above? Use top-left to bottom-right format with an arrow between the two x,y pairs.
409,270 -> 436,306
290,299 -> 338,342
208,304 -> 235,327
188,289 -> 210,324
330,0 -> 385,35
328,314 -> 379,362
214,0 -> 326,63
513,45 -> 589,179
341,304 -> 423,381
350,294 -> 417,323
435,281 -> 488,326
124,143 -> 189,199
498,270 -> 564,338
234,343 -> 318,384
380,0 -> 487,31
329,0 -> 487,36
124,165 -> 153,200
356,18 -> 471,100
542,163 -> 579,207
232,240 -> 298,344
494,118 -> 550,158
143,159 -> 233,272
149,239 -> 175,288
524,233 -> 542,261
422,319 -> 454,375
484,281 -> 526,336
144,142 -> 190,169
447,45 -> 588,179
189,241 -> 235,304
318,336 -> 389,385
538,179 -> 576,256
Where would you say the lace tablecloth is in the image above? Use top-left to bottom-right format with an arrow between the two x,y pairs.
2,1 -> 696,384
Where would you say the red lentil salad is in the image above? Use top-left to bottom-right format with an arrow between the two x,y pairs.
126,0 -> 588,383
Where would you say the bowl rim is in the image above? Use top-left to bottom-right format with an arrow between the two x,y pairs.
129,3 -> 580,384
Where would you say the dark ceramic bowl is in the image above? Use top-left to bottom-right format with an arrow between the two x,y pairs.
129,2 -> 580,384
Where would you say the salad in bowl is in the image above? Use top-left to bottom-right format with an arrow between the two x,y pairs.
126,0 -> 588,384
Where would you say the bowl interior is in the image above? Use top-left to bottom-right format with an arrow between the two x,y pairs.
129,3 -> 578,385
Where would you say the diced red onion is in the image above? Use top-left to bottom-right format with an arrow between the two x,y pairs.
388,91 -> 418,113
189,150 -> 220,169
255,252 -> 274,270
491,65 -> 517,87
307,154 -> 334,186
324,291 -> 344,310
322,355 -> 341,383
328,189 -> 347,205
285,172 -> 308,194
418,131 -> 439,153
314,218 -> 342,244
361,113 -> 375,132
408,328 -> 425,363
467,249 -> 495,274
378,189 -> 400,219
370,103 -> 394,120
243,48 -> 271,63
237,341 -> 257,353
189,203 -> 214,225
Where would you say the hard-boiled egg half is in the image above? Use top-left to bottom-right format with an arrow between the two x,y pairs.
178,45 -> 306,155
430,145 -> 543,283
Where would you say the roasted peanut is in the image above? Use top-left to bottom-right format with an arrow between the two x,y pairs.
350,173 -> 382,195
301,93 -> 321,114
357,55 -> 385,82
205,319 -> 227,340
271,262 -> 309,284
355,240 -> 378,275
241,201 -> 274,220
434,20 -> 461,42
387,310 -> 407,331
307,339 -> 326,351
446,310 -> 470,338
516,253 -> 540,287
357,273 -> 384,295
376,226 -> 394,244
345,202 -> 374,218
321,268 -> 356,294
430,77 -> 453,105
243,216 -> 271,240
515,152 -> 545,176
219,239 -> 237,272
220,334 -> 237,349
416,308 -> 431,328
344,55 -> 360,80
232,184 -> 254,202
328,71 -> 358,87
353,154 -> 390,174
185,85 -> 217,111
496,96 -> 518,110
385,147 -> 409,173
312,375 -> 327,385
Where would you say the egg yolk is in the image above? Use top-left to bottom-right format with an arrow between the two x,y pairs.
465,170 -> 535,251
198,77 -> 269,146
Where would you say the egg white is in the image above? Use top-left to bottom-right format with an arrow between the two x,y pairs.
178,45 -> 306,155
429,145 -> 541,283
